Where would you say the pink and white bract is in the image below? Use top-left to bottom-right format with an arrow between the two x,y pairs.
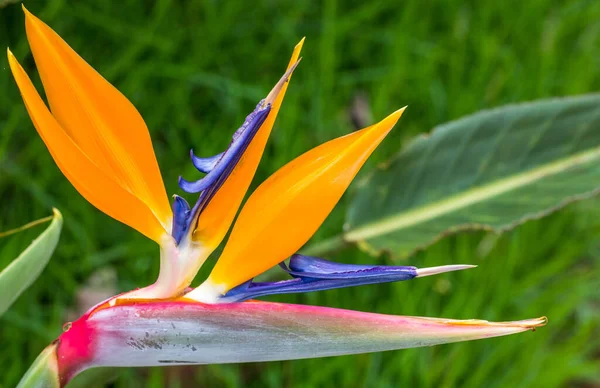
9,6 -> 546,387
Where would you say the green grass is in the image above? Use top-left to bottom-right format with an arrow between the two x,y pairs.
1,0 -> 599,386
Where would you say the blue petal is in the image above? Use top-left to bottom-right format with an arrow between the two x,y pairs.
173,102 -> 271,244
178,174 -> 216,193
284,254 -> 417,279
171,195 -> 191,243
220,255 -> 418,302
191,151 -> 225,174
179,151 -> 225,192
179,103 -> 270,195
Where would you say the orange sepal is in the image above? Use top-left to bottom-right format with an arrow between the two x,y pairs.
21,7 -> 171,233
7,49 -> 167,242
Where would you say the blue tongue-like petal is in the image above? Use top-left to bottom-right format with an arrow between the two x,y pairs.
285,254 -> 416,279
219,255 -> 417,302
217,254 -> 475,302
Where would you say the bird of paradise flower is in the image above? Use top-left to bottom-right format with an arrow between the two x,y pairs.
9,6 -> 545,387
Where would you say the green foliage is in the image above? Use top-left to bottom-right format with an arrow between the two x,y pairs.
1,0 -> 599,387
345,95 -> 600,257
0,209 -> 62,316
15,344 -> 59,388
0,0 -> 19,9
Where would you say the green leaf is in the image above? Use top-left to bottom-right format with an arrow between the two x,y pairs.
0,209 -> 62,315
16,344 -> 60,388
345,94 -> 600,258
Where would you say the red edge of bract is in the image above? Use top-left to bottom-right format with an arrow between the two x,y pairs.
56,314 -> 96,386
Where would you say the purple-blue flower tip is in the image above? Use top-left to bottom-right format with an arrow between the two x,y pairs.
173,101 -> 272,244
220,254 -> 418,302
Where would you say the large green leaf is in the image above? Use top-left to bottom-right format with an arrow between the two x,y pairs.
0,208 -> 62,315
345,94 -> 600,258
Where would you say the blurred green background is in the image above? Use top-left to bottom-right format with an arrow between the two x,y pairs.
1,0 -> 599,387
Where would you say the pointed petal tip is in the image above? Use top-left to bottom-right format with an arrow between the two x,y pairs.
177,176 -> 192,191
261,37 -> 304,105
513,316 -> 548,329
389,106 -> 407,121
265,59 -> 302,105
22,4 -> 37,23
51,207 -> 63,220
287,38 -> 304,69
7,47 -> 25,79
443,316 -> 548,330
382,107 -> 406,126
368,107 -> 406,139
415,264 -> 476,278
528,316 -> 549,328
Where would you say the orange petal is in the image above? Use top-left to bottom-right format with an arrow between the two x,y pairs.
191,39 -> 304,248
192,108 -> 406,298
7,49 -> 167,242
22,7 -> 171,230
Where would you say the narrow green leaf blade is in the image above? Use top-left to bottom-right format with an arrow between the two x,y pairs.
346,95 -> 600,257
16,344 -> 60,388
0,208 -> 63,315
